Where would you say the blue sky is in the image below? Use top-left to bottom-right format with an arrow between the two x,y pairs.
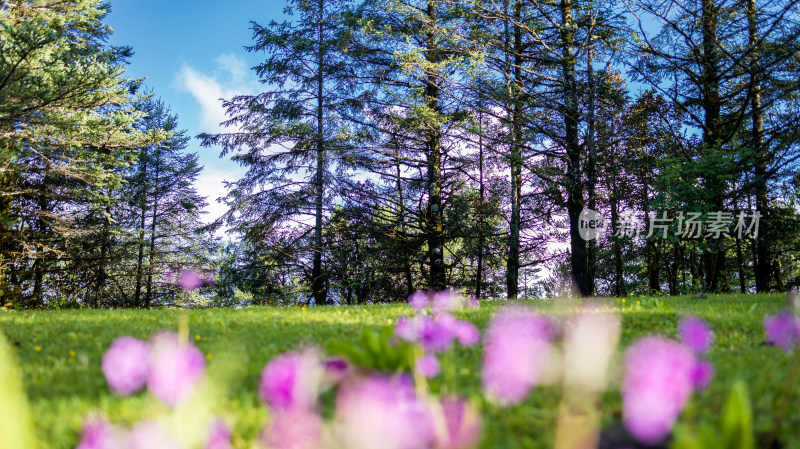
106,1 -> 286,229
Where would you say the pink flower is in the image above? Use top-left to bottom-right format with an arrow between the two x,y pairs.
205,419 -> 231,449
454,321 -> 480,347
335,375 -> 434,449
102,337 -> 150,396
259,349 -> 324,411
432,290 -> 460,312
482,307 -> 552,405
691,359 -> 715,391
395,316 -> 422,342
126,421 -> 183,449
678,316 -> 714,353
76,418 -> 124,449
147,332 -> 206,407
178,270 -> 204,291
435,396 -> 482,449
764,311 -> 798,352
422,314 -> 458,352
408,291 -> 429,309
415,354 -> 440,378
261,409 -> 322,449
323,357 -> 350,384
622,337 -> 697,445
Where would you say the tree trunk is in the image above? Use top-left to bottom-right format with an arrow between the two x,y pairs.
586,8 -> 597,296
93,201 -> 111,308
395,150 -> 414,298
561,0 -> 588,296
145,159 -> 161,308
134,158 -> 148,308
426,1 -> 446,291
312,0 -> 328,305
505,0 -> 523,300
611,194 -> 625,297
747,0 -> 770,292
701,0 -> 727,292
476,110 -> 485,300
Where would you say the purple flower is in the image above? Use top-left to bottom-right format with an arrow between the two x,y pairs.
691,359 -> 715,391
415,354 -> 440,378
147,332 -> 205,407
454,321 -> 480,347
102,337 -> 150,396
204,419 -> 231,449
678,316 -> 714,353
422,314 -> 458,352
335,375 -> 434,449
432,290 -> 461,312
261,409 -> 322,449
395,316 -> 422,342
76,418 -> 123,449
324,357 -> 350,384
259,349 -> 323,411
408,291 -> 429,309
126,421 -> 183,449
178,270 -> 204,291
622,337 -> 697,445
482,307 -> 552,405
764,311 -> 798,352
435,396 -> 482,449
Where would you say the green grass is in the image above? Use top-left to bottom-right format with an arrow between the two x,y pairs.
0,293 -> 798,449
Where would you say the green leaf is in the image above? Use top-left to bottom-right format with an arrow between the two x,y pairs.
720,381 -> 755,449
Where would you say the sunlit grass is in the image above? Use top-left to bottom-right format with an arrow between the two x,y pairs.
0,293 -> 797,449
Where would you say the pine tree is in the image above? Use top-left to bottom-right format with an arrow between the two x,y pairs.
201,0 -> 355,305
0,0 -> 154,306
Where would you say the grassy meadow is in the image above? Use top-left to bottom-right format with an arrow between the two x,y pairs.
0,293 -> 798,449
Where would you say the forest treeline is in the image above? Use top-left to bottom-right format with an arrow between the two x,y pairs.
2,0 -> 800,308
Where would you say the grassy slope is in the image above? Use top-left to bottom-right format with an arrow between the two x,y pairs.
0,293 -> 798,449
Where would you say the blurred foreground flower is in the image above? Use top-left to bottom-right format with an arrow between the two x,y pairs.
763,310 -> 798,352
147,332 -> 206,407
435,396 -> 482,449
205,419 -> 232,449
335,375 -> 434,449
406,289 -> 474,312
127,421 -> 183,449
396,313 -> 479,353
561,308 -> 620,393
415,353 -> 441,378
262,409 -> 323,449
482,307 -> 552,405
691,359 -> 715,391
102,337 -> 150,396
622,337 -> 698,445
260,349 -> 324,411
679,315 -> 714,353
76,419 -> 123,449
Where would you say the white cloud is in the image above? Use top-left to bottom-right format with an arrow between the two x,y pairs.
195,164 -> 247,239
175,53 -> 259,133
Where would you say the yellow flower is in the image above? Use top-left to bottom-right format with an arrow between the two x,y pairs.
195,334 -> 201,341
206,353 -> 213,360
68,350 -> 76,357
34,346 -> 42,352
302,306 -> 306,312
